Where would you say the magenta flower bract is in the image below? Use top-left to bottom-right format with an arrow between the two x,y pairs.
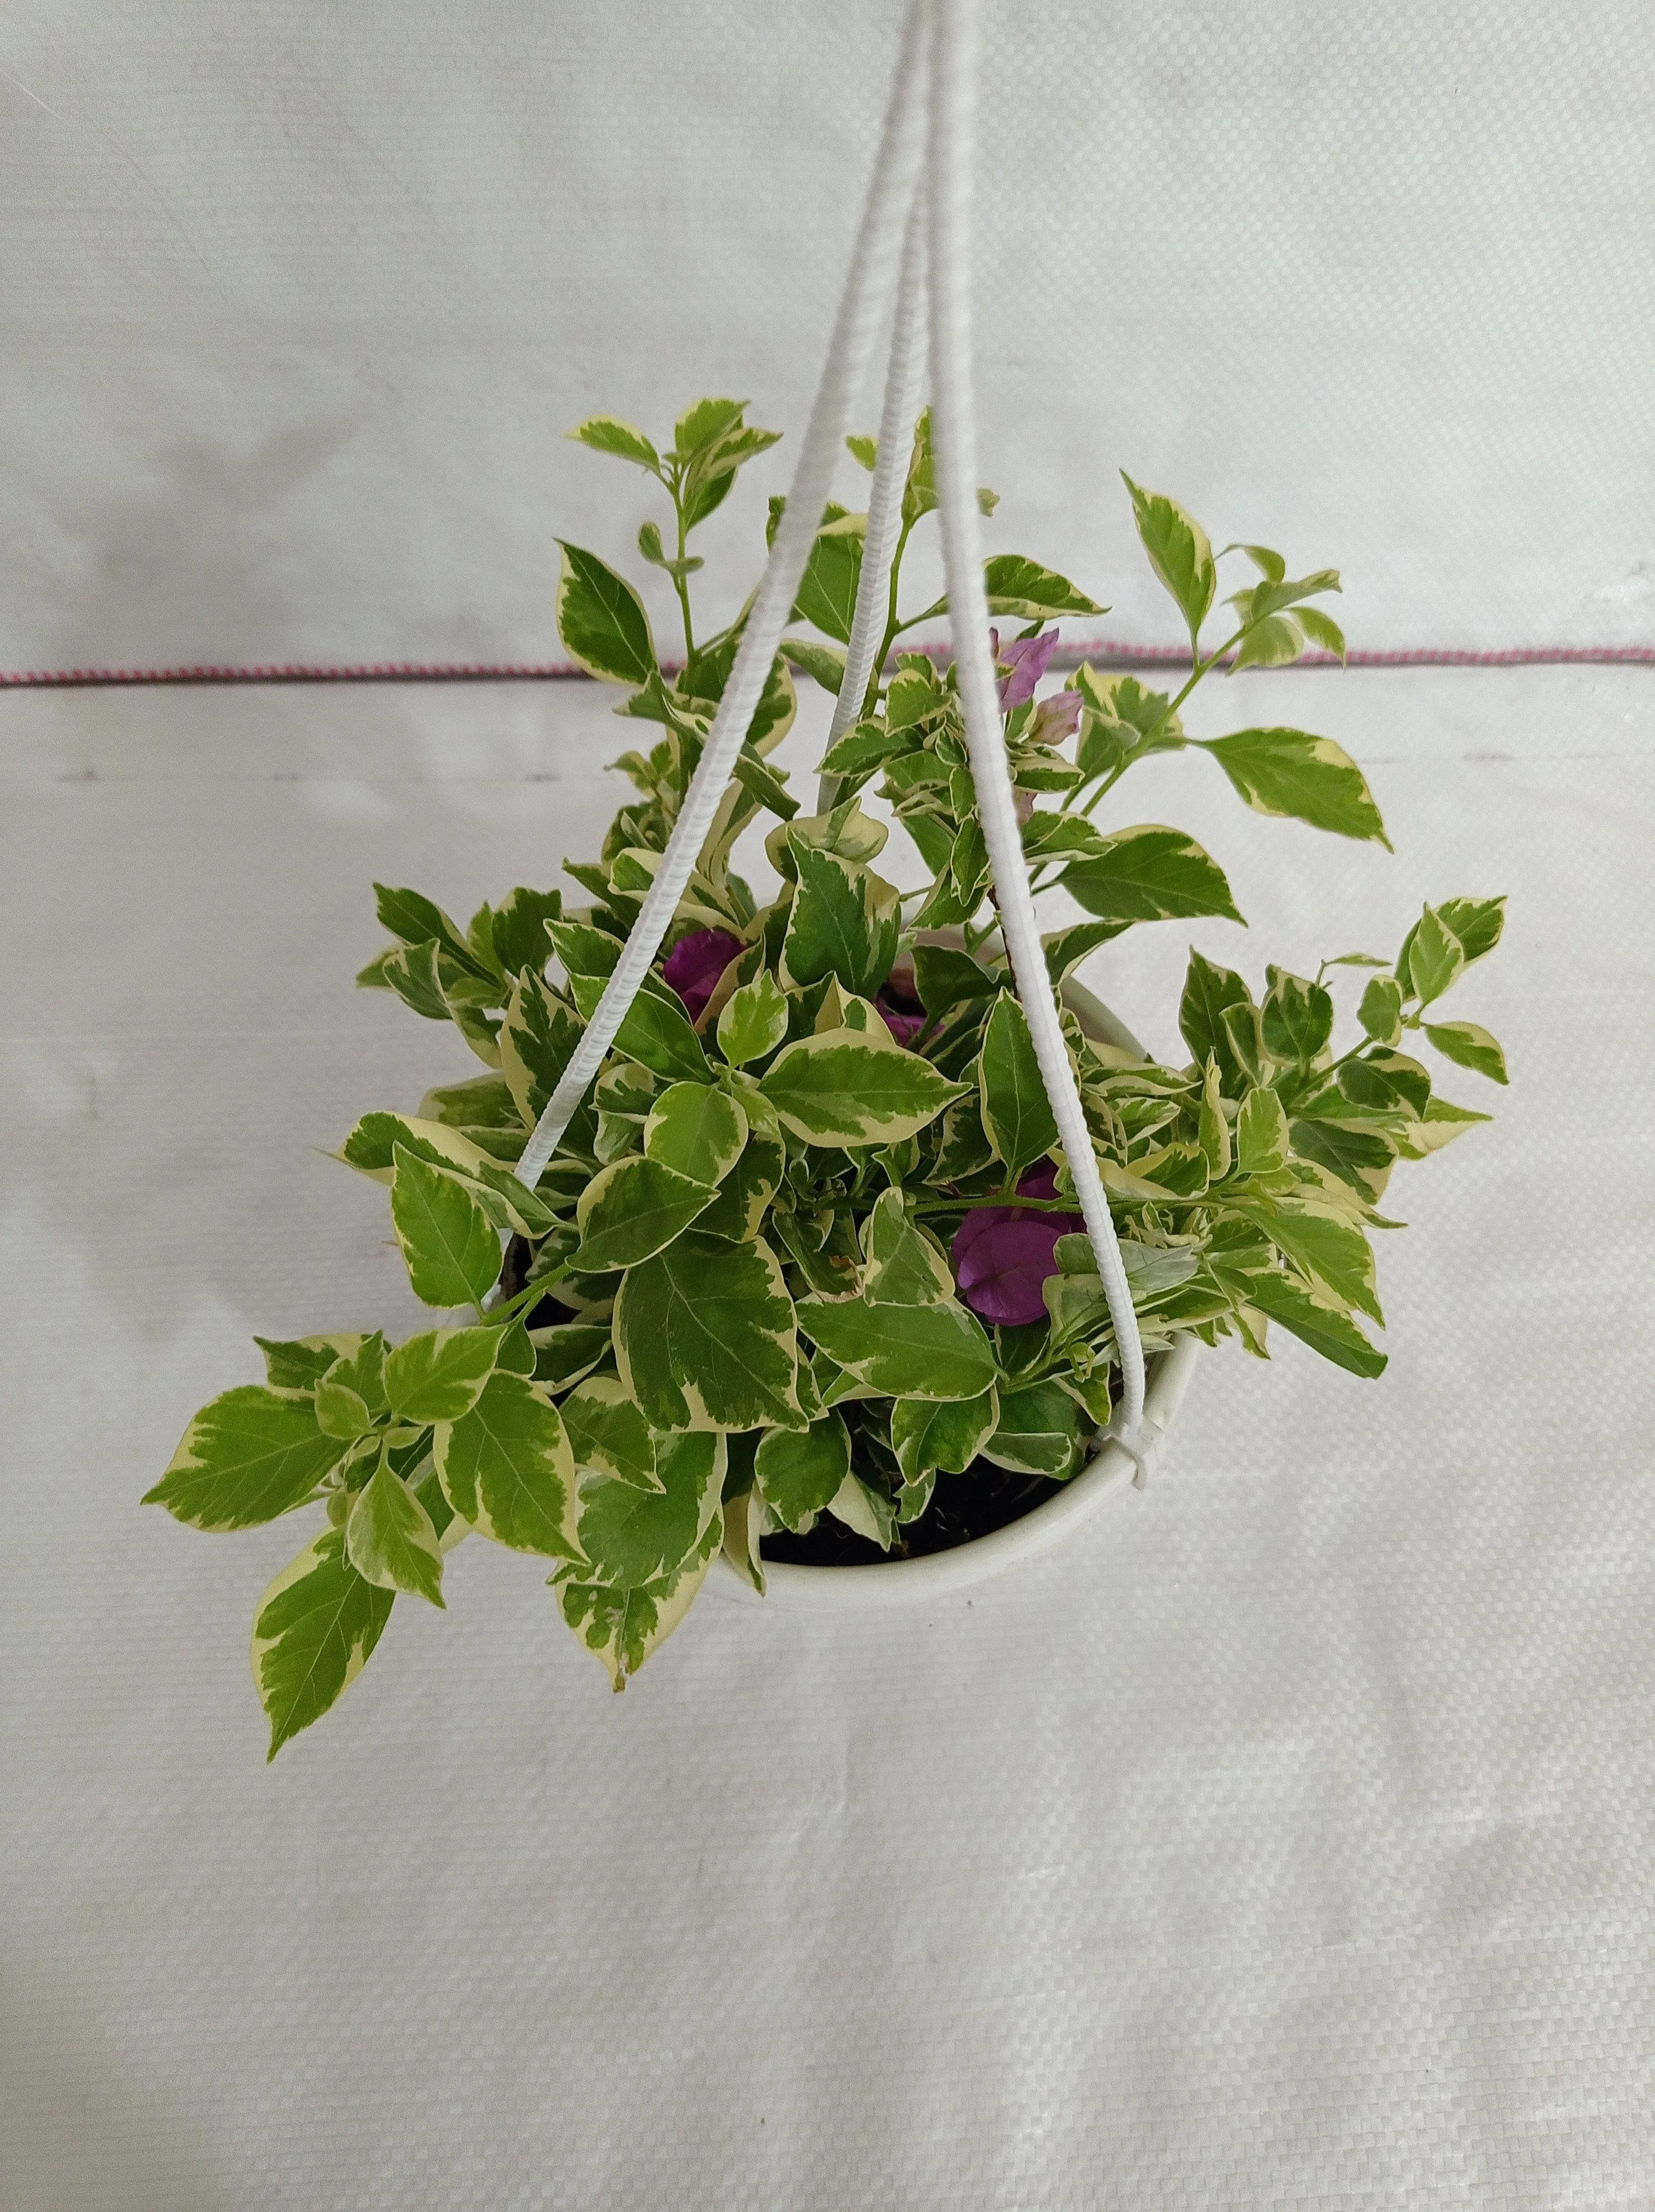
950,1160 -> 1083,1326
662,928 -> 742,1021
995,626 -> 1060,712
875,980 -> 927,1048
1029,688 -> 1083,746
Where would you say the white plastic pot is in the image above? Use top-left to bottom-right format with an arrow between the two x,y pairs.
712,977 -> 1204,1609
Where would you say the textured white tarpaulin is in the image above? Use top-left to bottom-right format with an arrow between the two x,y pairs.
3,666 -> 1652,2206
1,0 -> 1652,670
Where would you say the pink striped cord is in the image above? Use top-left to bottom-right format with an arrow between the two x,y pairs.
1,643 -> 1648,688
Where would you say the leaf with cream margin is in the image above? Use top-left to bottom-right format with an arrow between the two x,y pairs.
251,1528 -> 395,1760
613,1232 -> 801,1433
571,1430 -> 725,1590
554,1512 -> 724,1691
145,1387 -> 348,1530
346,1453 -> 446,1607
759,1030 -> 965,1147
890,1389 -> 998,1485
754,1413 -> 851,1531
560,1375 -> 663,1493
434,1372 -> 580,1559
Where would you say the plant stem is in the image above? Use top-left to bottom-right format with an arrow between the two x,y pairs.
674,500 -> 696,661
862,515 -> 917,715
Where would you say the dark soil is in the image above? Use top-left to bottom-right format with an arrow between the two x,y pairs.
761,1459 -> 1066,1566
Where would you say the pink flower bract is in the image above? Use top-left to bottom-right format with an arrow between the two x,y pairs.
950,1161 -> 1083,1326
995,626 -> 1061,712
875,980 -> 927,1048
662,928 -> 742,1021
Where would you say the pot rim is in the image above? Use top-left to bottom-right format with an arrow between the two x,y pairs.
710,969 -> 1206,1611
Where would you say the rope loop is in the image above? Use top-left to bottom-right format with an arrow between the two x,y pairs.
519,0 -> 1152,1456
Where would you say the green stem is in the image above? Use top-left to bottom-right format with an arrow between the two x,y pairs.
673,501 -> 696,662
863,515 -> 917,714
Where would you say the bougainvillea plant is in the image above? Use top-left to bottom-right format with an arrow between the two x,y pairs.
147,397 -> 1508,1751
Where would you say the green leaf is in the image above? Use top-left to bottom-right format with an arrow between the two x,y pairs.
911,943 -> 997,1014
780,637 -> 846,694
378,938 -> 458,1024
729,743 -> 798,823
860,1187 -> 954,1305
636,520 -> 701,578
435,1371 -> 580,1558
1394,1095 -> 1491,1159
792,514 -> 866,642
1073,668 -> 1186,775
760,1030 -> 965,1147
489,886 -> 563,981
694,1125 -> 786,1243
717,970 -> 790,1066
346,1454 -> 446,1606
754,1414 -> 852,1531
1296,605 -> 1347,662
1222,541 -> 1286,583
1235,1086 -> 1289,1175
981,554 -> 1103,620
796,1293 -> 996,1402
530,1323 -> 613,1392
1242,1270 -> 1387,1379
981,1379 -> 1081,1477
1359,974 -> 1404,1045
554,541 -> 657,686
499,973 -> 584,1129
1424,1021 -> 1508,1084
1062,823 -> 1242,925
573,1429 -> 724,1589
1201,727 -> 1389,847
554,1513 -> 723,1689
891,1389 -> 998,1484
549,916 -> 623,979
1240,1199 -> 1383,1324
384,1326 -> 502,1423
1198,1059 -> 1232,1178
826,1472 -> 897,1548
1179,950 -> 1251,1086
673,395 -> 747,458
1231,612 -> 1305,673
616,977 -> 710,1083
254,1333 -> 367,1391
1435,896 -> 1506,968
372,884 -> 488,975
560,1376 -> 661,1492
567,415 -> 661,471
977,992 -> 1058,1180
1040,921 -> 1128,987
845,432 -> 878,471
390,1146 -> 502,1309
1261,967 -> 1334,1063
780,841 -> 901,1000
573,1154 -> 719,1271
145,1386 -> 347,1530
314,1376 -> 372,1439
251,1528 -> 395,1759
1288,1116 -> 1397,1203
644,1080 -> 748,1181
613,1233 -> 800,1432
1406,906 -> 1466,1005
1121,473 -> 1215,640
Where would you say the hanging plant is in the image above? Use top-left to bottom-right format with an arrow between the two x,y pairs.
145,398 -> 1506,1749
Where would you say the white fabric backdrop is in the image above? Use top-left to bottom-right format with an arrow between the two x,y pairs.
3,665 -> 1652,2206
2,0 -> 1652,670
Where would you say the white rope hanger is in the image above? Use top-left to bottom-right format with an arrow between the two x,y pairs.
519,0 -> 1153,1467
